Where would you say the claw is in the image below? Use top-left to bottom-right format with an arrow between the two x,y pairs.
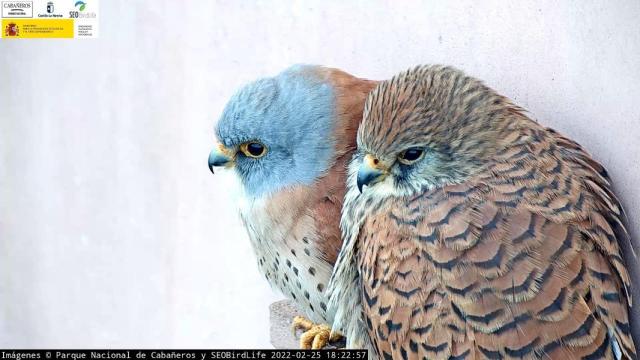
328,330 -> 342,342
292,316 -> 314,335
291,316 -> 343,349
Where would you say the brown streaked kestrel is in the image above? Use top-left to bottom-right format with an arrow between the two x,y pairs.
329,65 -> 636,359
209,65 -> 377,348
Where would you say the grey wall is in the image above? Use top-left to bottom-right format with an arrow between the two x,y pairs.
1,0 -> 638,348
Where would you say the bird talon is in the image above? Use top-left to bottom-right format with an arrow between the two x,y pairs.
292,315 -> 314,335
291,316 -> 342,349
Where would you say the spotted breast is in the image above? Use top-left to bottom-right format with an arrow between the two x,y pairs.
210,65 -> 377,329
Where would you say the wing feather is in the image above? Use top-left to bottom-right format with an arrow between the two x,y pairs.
359,130 -> 636,359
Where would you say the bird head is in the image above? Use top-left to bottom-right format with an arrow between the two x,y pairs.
355,65 -> 527,196
209,65 -> 338,198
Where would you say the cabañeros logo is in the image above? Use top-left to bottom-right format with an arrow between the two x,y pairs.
3,2 -> 31,9
2,1 -> 33,18
4,22 -> 18,36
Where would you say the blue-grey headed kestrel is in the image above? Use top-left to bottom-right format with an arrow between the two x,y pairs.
208,65 -> 376,348
329,65 -> 637,359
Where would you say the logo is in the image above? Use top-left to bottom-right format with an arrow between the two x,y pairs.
38,0 -> 61,17
2,1 -> 33,18
4,21 -> 18,36
69,0 -> 94,19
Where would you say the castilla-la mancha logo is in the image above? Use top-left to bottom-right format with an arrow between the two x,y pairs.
4,22 -> 19,36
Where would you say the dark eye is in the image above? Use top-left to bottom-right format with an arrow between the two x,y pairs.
398,147 -> 424,164
241,142 -> 267,158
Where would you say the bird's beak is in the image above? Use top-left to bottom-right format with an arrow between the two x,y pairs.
208,143 -> 236,174
357,154 -> 389,193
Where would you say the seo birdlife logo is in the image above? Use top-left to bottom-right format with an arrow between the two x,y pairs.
69,0 -> 94,18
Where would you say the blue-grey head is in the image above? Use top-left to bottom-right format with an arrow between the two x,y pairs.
208,65 -> 338,198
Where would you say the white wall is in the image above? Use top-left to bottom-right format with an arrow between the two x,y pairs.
1,0 -> 639,348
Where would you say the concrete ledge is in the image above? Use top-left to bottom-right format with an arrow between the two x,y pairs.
269,300 -> 302,349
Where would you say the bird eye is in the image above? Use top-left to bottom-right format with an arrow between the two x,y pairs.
398,147 -> 424,164
240,142 -> 267,158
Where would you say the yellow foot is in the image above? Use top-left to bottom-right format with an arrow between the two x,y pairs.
291,316 -> 342,349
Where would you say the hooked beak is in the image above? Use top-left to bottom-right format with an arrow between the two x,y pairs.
357,154 -> 389,193
208,143 -> 236,174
